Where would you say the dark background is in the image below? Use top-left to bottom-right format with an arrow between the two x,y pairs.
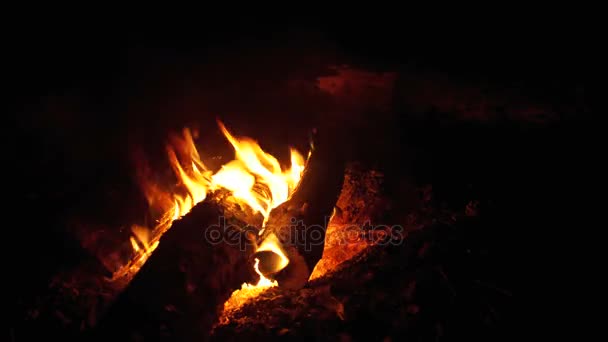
6,12 -> 593,340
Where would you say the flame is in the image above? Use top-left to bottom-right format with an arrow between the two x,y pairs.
116,224 -> 160,281
115,121 -> 307,296
222,258 -> 277,313
166,121 -> 307,225
250,258 -> 277,288
256,232 -> 289,271
129,237 -> 140,252
223,232 -> 290,311
166,127 -> 213,219
224,233 -> 289,312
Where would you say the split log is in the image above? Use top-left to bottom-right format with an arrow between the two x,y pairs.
92,192 -> 261,341
255,126 -> 346,289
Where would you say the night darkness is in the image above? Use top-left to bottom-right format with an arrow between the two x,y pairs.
6,12 -> 593,341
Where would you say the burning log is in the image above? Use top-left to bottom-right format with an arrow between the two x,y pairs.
255,127 -> 346,289
93,193 -> 261,341
95,123 -> 346,339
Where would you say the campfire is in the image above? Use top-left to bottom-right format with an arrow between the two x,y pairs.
13,48 -> 522,340
76,115 -> 349,340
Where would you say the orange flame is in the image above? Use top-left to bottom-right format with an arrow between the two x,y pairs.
250,258 -> 277,288
167,121 -> 306,225
118,224 -> 160,281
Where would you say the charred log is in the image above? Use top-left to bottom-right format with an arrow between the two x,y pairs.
256,127 -> 346,289
93,193 -> 261,341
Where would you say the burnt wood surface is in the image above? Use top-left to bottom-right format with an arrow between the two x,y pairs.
257,125 -> 347,289
92,194 -> 260,341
